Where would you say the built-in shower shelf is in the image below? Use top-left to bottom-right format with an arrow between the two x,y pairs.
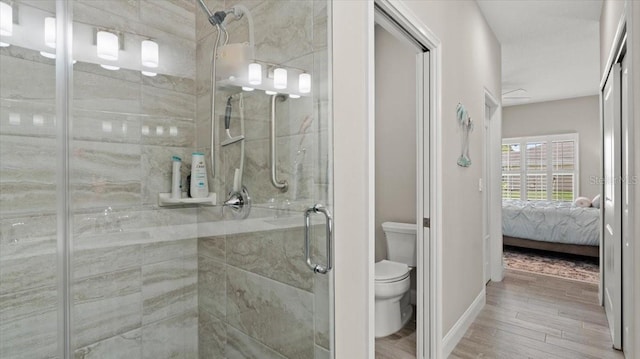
158,192 -> 217,207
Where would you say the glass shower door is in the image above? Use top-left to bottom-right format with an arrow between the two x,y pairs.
196,0 -> 334,358
0,1 -> 61,358
1,0 -> 333,357
69,0 -> 201,357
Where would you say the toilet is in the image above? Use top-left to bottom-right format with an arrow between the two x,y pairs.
375,222 -> 416,338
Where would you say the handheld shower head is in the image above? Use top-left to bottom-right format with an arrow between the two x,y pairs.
221,96 -> 245,146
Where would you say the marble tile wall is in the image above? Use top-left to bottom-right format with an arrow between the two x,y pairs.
0,0 -> 199,358
195,0 -> 331,209
198,225 -> 330,359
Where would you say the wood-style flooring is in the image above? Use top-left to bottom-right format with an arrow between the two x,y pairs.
375,270 -> 624,359
451,269 -> 624,359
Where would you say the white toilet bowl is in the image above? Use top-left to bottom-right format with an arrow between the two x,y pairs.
375,260 -> 413,338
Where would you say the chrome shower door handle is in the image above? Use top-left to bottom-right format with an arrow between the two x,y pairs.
304,204 -> 333,274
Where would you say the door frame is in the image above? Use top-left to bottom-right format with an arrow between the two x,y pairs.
370,1 -> 442,357
483,89 -> 504,284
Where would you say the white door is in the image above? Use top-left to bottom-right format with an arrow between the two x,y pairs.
620,55 -> 631,354
602,63 -> 622,349
483,104 -> 491,284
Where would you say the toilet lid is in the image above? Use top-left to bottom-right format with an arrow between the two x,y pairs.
375,260 -> 410,282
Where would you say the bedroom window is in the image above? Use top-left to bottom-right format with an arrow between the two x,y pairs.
502,134 -> 578,201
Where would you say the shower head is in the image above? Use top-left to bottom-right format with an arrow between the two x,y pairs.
196,0 -> 242,27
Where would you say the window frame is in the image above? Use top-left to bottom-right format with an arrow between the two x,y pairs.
502,133 -> 579,202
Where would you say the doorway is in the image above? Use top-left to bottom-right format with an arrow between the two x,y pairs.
372,2 -> 433,358
483,91 -> 501,285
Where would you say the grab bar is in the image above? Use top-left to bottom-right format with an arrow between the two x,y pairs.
270,95 -> 288,191
304,204 -> 333,274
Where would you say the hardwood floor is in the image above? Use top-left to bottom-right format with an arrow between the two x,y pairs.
450,269 -> 624,359
375,306 -> 417,359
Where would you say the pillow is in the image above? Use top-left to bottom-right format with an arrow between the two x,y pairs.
592,194 -> 601,208
574,196 -> 592,208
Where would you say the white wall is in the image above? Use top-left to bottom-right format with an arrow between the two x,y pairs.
400,0 -> 501,335
332,0 -> 501,355
374,25 -> 417,262
332,1 -> 373,357
502,96 -> 601,199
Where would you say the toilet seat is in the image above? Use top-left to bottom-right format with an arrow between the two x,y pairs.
375,260 -> 410,283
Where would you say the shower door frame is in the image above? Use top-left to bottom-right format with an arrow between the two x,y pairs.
55,0 -> 73,357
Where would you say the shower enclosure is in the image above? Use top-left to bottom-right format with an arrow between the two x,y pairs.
0,0 -> 333,358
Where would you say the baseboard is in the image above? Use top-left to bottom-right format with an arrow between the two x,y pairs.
442,288 -> 486,357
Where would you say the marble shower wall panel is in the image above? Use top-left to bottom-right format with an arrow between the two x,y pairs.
198,309 -> 226,359
140,310 -> 198,359
226,265 -> 314,359
0,135 -> 57,216
197,225 -> 328,358
72,238 -> 198,355
225,227 -> 313,291
139,0 -> 196,42
0,99 -> 56,139
225,324 -> 287,359
70,140 -> 142,210
0,241 -> 57,295
198,253 -> 226,319
0,299 -> 58,359
141,256 -> 198,326
225,0 -> 313,65
73,70 -> 142,114
74,328 -> 142,359
0,54 -> 55,104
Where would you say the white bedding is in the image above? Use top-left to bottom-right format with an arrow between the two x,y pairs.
502,200 -> 600,246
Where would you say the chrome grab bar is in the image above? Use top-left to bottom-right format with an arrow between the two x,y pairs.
304,204 -> 333,274
270,95 -> 288,191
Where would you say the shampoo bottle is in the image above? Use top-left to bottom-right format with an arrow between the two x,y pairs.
190,152 -> 209,198
171,156 -> 182,199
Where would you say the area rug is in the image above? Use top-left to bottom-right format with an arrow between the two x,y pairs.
503,246 -> 599,283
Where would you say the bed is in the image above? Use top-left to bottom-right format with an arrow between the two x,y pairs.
502,199 -> 600,257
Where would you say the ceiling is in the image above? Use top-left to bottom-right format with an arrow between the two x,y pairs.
477,0 -> 603,107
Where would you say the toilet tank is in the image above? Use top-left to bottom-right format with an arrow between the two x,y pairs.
382,222 -> 416,267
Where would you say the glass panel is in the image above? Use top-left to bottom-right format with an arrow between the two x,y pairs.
0,1 -> 61,357
526,174 -> 547,200
552,174 -> 574,201
2,0 -> 332,357
526,141 -> 546,172
501,174 -> 521,199
552,140 -> 575,171
197,0 -> 333,357
501,143 -> 520,172
70,1 -> 199,356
